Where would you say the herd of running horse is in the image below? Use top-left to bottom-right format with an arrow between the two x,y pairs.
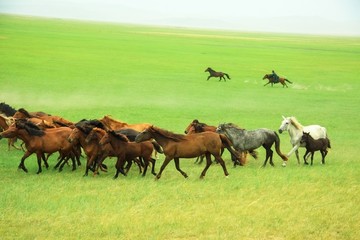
0,102 -> 330,179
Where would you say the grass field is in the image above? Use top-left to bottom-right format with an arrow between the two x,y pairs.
1,14 -> 360,239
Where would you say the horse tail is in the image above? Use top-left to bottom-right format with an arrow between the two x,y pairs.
151,141 -> 163,154
274,132 -> 288,161
224,73 -> 231,80
327,138 -> 331,149
219,134 -> 241,163
285,79 -> 293,84
249,150 -> 258,159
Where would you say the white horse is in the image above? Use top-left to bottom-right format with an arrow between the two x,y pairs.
278,116 -> 327,166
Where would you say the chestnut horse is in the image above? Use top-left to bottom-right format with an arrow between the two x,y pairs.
184,119 -> 247,166
0,119 -> 75,174
94,128 -> 156,178
13,108 -> 74,128
0,114 -> 22,150
205,67 -> 231,82
68,127 -> 108,176
85,128 -> 146,176
263,74 -> 292,88
135,126 -> 239,180
99,115 -> 151,132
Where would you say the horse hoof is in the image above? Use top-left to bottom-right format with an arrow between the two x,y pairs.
282,162 -> 287,167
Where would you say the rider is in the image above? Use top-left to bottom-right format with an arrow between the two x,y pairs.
271,70 -> 279,83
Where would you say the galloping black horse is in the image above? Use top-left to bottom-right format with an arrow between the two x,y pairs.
205,67 -> 231,82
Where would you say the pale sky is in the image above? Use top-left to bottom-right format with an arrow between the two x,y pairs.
1,0 -> 359,35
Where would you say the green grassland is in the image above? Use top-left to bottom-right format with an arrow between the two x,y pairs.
0,14 -> 360,239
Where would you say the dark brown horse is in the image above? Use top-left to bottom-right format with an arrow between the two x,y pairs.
0,119 -> 75,174
300,132 -> 331,165
205,67 -> 231,82
95,128 -> 156,178
135,126 -> 239,180
263,74 -> 292,88
99,115 -> 151,132
184,119 -> 217,134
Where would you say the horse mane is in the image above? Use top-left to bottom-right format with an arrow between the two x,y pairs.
223,123 -> 244,130
75,119 -> 105,134
17,108 -> 33,118
16,119 -> 45,136
108,130 -> 130,142
150,126 -> 186,142
103,115 -> 123,124
289,117 -> 303,130
0,102 -> 17,116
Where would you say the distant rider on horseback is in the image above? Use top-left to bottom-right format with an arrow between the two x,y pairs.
271,70 -> 279,83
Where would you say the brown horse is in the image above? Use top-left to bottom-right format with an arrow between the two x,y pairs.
205,67 -> 231,82
0,114 -> 23,150
85,128 -> 145,176
99,115 -> 151,132
68,127 -> 107,176
263,74 -> 292,88
184,119 -> 217,134
0,119 -> 75,174
94,128 -> 156,178
13,108 -> 74,128
185,120 -> 247,166
135,126 -> 239,180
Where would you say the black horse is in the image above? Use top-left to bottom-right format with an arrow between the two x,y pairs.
205,67 -> 231,81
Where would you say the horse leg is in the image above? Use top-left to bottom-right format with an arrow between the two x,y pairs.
310,152 -> 314,165
70,154 -> 77,171
303,150 -> 309,165
85,154 -> 98,176
268,148 -> 274,167
150,158 -> 157,176
262,150 -> 269,167
264,81 -> 271,86
113,157 -> 127,179
155,156 -> 173,180
174,157 -> 188,178
322,150 -> 327,164
36,152 -> 43,174
135,157 -> 143,174
54,157 -> 63,170
213,155 -> 229,178
200,153 -> 212,179
207,76 -> 212,81
19,150 -> 32,173
124,159 -> 132,173
141,157 -> 150,177
295,149 -> 301,164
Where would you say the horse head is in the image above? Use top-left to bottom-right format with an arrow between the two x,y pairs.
278,116 -> 290,133
300,131 -> 311,144
135,127 -> 153,143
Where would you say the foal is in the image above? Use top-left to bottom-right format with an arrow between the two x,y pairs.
300,132 -> 331,165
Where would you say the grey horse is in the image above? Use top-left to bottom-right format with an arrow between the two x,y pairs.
216,123 -> 288,167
